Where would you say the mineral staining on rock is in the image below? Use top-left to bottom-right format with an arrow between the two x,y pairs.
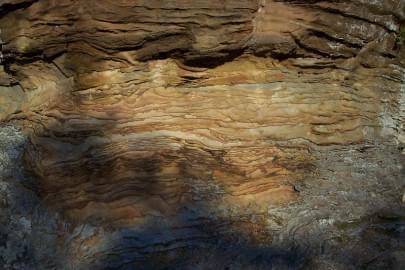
0,0 -> 404,269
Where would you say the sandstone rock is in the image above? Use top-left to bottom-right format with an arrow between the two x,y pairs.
0,0 -> 404,269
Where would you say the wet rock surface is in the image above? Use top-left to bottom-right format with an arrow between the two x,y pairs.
0,0 -> 404,269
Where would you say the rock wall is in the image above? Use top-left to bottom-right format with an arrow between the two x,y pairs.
0,0 -> 404,269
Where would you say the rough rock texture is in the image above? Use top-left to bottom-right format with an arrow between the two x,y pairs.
0,0 -> 404,269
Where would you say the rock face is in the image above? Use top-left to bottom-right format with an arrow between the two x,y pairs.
0,0 -> 404,269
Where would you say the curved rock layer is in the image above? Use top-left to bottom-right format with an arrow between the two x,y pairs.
0,0 -> 404,269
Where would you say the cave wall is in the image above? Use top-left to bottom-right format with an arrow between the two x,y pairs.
0,0 -> 404,269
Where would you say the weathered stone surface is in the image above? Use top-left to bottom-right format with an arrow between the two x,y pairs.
0,0 -> 404,269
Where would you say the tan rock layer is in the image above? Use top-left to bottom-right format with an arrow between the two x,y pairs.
0,0 -> 404,265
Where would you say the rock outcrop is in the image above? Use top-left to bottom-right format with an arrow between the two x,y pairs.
0,0 -> 404,269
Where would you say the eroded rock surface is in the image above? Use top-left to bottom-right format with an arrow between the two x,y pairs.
0,0 -> 404,269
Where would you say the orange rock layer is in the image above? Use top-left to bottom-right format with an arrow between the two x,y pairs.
0,0 -> 404,267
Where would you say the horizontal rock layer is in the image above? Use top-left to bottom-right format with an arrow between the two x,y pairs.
0,0 -> 404,269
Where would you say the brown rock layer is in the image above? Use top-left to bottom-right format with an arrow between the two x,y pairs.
0,0 -> 404,269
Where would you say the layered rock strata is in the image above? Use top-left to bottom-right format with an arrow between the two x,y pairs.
0,0 -> 404,269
